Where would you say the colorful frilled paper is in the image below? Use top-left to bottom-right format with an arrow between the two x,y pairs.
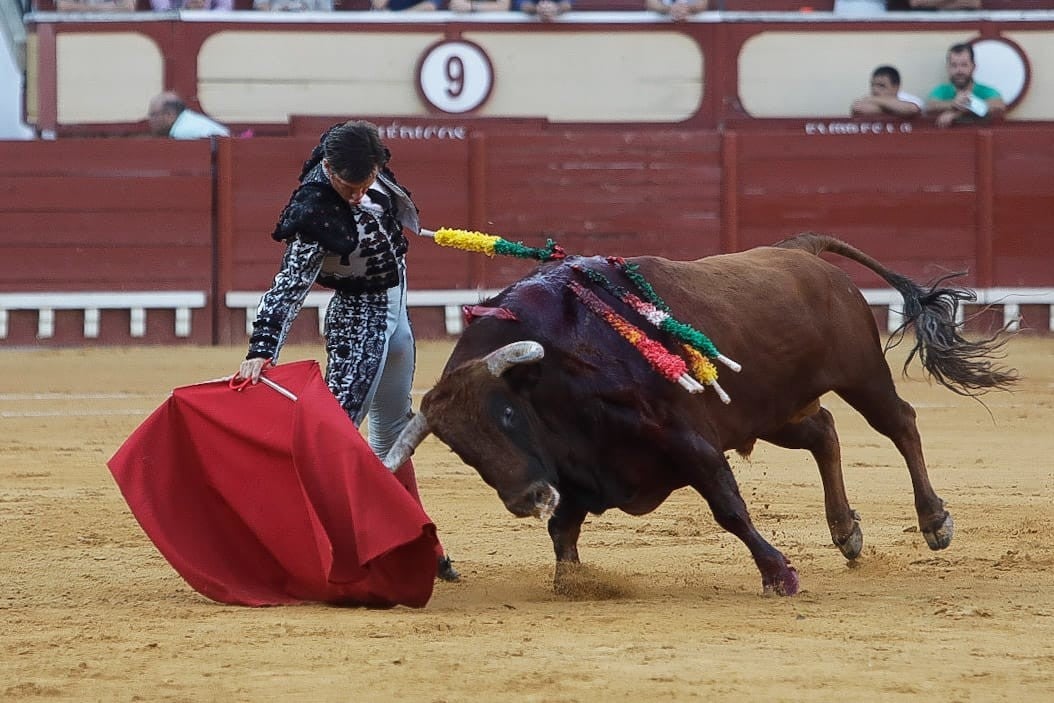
430,228 -> 739,401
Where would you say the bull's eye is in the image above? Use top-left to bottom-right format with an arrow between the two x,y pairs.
501,406 -> 515,429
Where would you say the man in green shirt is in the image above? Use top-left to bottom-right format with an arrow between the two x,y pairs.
924,43 -> 1006,128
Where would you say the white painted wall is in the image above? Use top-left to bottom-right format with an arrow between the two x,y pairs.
1,24 -> 33,139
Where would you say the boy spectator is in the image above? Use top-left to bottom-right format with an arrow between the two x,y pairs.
851,65 -> 923,118
924,43 -> 1006,128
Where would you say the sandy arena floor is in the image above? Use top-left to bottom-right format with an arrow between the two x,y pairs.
1,337 -> 1052,702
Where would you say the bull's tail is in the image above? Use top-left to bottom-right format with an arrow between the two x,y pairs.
775,232 -> 1017,396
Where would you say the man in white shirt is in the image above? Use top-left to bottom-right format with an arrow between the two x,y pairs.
147,92 -> 230,139
850,65 -> 924,118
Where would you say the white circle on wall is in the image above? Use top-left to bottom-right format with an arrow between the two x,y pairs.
972,38 -> 1029,107
417,40 -> 494,115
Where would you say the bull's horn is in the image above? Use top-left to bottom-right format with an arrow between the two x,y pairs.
484,341 -> 545,377
382,411 -> 431,472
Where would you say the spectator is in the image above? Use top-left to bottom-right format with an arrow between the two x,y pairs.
517,0 -> 571,20
56,0 -> 134,11
885,0 -> 980,9
369,0 -> 439,10
152,0 -> 233,8
448,0 -> 510,12
850,65 -> 923,118
924,43 -> 1006,128
647,0 -> 707,22
147,92 -> 230,139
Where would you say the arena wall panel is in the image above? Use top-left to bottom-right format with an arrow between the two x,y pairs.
991,129 -> 1054,286
0,140 -> 215,345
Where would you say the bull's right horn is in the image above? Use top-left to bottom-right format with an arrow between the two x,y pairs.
484,341 -> 545,377
382,411 -> 431,472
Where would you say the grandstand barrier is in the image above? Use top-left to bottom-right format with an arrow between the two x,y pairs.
0,291 -> 207,340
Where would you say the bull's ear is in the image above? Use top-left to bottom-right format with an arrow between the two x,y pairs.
484,341 -> 545,377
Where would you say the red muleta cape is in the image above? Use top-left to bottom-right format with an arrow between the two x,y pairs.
107,360 -> 439,607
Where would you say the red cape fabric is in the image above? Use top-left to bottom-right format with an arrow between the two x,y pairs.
107,360 -> 439,608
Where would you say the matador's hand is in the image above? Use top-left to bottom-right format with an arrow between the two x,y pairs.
236,358 -> 271,384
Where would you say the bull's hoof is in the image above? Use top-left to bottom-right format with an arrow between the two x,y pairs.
762,563 -> 800,597
437,555 -> 461,583
923,512 -> 955,551
553,561 -> 581,597
833,515 -> 864,561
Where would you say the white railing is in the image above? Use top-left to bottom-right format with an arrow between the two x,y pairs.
3,288 -> 1049,343
0,291 -> 207,339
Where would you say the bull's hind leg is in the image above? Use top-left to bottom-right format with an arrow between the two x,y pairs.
683,436 -> 799,595
838,380 -> 953,551
762,408 -> 863,560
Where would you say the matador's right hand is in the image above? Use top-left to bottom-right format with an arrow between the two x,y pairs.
236,357 -> 271,384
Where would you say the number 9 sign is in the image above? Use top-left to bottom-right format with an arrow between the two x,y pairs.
416,40 -> 494,114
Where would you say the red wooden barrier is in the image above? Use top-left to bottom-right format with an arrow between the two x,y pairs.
2,127 -> 1052,346
0,140 -> 215,345
731,130 -> 981,287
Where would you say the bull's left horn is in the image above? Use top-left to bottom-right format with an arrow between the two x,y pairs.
382,411 -> 431,472
484,341 -> 545,377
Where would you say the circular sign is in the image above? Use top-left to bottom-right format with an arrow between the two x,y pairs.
416,40 -> 494,115
971,37 -> 1030,109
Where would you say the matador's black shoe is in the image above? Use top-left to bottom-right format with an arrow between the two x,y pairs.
437,555 -> 461,582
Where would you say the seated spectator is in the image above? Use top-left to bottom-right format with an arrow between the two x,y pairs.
56,0 -> 134,10
147,92 -> 230,139
517,0 -> 571,20
254,0 -> 332,9
448,0 -> 511,12
647,0 -> 708,21
850,65 -> 923,118
369,0 -> 439,10
885,0 -> 980,9
924,42 -> 1006,128
152,0 -> 232,8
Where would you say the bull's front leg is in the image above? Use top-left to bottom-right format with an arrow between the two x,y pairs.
547,497 -> 588,594
680,433 -> 800,596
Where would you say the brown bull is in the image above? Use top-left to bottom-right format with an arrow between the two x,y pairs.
386,234 -> 1015,595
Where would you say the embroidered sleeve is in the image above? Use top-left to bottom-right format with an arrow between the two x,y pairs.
246,238 -> 325,361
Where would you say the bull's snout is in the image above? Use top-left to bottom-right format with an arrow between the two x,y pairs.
504,481 -> 560,521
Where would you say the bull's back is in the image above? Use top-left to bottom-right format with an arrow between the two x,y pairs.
631,248 -> 884,437
632,247 -> 871,342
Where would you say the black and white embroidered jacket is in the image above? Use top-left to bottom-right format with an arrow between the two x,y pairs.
246,162 -> 420,361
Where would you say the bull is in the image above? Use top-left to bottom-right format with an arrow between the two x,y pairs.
386,234 -> 1015,595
